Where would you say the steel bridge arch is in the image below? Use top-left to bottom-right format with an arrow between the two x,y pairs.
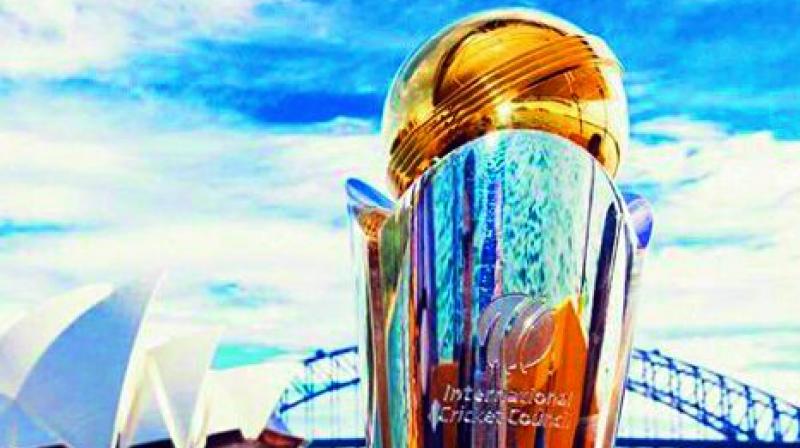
279,345 -> 360,412
628,348 -> 800,442
278,346 -> 800,443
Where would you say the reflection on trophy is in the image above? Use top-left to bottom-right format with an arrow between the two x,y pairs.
347,9 -> 654,448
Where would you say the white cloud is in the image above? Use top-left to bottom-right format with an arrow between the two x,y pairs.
0,89 -> 798,402
632,115 -> 728,141
623,115 -> 800,403
0,93 -> 387,351
0,0 -> 263,77
0,218 -> 357,347
624,116 -> 800,238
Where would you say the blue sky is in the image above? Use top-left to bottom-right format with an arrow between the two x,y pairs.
6,0 -> 798,136
0,0 -> 798,404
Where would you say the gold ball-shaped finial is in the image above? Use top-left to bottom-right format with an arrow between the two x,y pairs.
382,8 -> 629,197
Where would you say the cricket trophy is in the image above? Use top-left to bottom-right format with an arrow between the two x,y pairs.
347,8 -> 654,448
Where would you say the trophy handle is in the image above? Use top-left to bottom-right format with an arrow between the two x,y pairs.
622,193 -> 654,251
346,178 -> 394,448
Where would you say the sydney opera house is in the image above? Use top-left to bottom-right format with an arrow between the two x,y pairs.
0,278 -> 304,448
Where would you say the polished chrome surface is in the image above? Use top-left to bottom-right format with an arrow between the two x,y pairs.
349,8 -> 644,447
349,131 -> 645,447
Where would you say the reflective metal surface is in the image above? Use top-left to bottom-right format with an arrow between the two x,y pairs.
382,9 -> 628,197
348,130 -> 649,447
348,8 -> 648,447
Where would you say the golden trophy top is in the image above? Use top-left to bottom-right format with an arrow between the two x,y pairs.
382,8 -> 629,197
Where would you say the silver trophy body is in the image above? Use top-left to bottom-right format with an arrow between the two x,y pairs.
348,130 -> 651,448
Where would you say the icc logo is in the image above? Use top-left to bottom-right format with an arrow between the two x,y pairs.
476,293 -> 556,375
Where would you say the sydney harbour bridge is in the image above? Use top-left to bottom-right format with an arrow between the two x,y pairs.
277,346 -> 800,447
